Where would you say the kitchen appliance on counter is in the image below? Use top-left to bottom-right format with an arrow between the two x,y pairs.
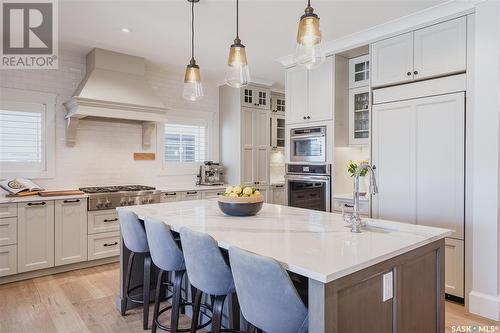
196,161 -> 225,186
285,163 -> 331,212
290,126 -> 326,163
79,185 -> 161,211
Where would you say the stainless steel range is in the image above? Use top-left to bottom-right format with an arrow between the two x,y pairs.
79,185 -> 161,211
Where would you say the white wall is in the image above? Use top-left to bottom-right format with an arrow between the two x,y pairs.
468,0 -> 500,321
0,47 -> 219,189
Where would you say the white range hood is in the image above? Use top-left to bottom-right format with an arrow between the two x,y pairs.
64,48 -> 168,146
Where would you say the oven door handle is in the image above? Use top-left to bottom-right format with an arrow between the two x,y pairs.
284,175 -> 330,181
290,134 -> 326,140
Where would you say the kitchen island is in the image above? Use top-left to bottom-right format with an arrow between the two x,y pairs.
117,200 -> 451,332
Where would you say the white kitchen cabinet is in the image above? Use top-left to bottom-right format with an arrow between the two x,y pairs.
349,55 -> 370,88
254,109 -> 270,186
445,238 -> 464,298
371,32 -> 414,87
348,87 -> 370,145
270,184 -> 285,205
202,189 -> 225,199
0,245 -> 17,277
372,92 -> 465,239
18,201 -> 54,273
255,186 -> 269,203
181,191 -> 202,201
87,231 -> 120,260
270,115 -> 285,150
88,209 -> 119,234
285,56 -> 334,124
55,199 -> 87,266
271,92 -> 286,115
241,85 -> 270,110
332,197 -> 369,216
0,203 -> 17,219
371,17 -> 466,88
0,217 -> 17,246
160,192 -> 180,203
413,17 -> 466,81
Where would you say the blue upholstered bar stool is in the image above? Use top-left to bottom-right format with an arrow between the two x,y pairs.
228,246 -> 309,333
144,218 -> 210,333
179,227 -> 243,333
117,209 -> 152,330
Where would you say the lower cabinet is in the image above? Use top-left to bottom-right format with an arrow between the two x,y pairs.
55,199 -> 87,266
202,190 -> 225,199
88,209 -> 119,234
181,191 -> 201,201
88,231 -> 121,260
0,245 -> 17,277
255,186 -> 269,203
17,201 -> 54,273
445,238 -> 464,298
270,184 -> 285,205
160,192 -> 180,203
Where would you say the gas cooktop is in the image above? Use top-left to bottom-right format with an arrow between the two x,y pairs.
79,185 -> 161,210
79,185 -> 156,194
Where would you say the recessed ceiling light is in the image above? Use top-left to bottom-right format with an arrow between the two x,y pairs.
120,28 -> 132,33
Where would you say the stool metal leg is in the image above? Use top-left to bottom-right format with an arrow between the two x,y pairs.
211,295 -> 226,333
189,288 -> 202,333
121,251 -> 135,316
143,253 -> 152,330
152,269 -> 165,333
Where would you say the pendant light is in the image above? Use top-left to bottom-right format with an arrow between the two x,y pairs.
294,0 -> 325,69
225,0 -> 250,88
183,0 -> 203,101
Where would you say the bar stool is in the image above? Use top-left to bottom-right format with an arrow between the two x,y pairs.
179,227 -> 244,333
144,218 -> 211,333
117,209 -> 152,330
228,246 -> 308,333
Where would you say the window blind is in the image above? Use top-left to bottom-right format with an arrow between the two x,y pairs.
0,109 -> 43,163
164,124 -> 207,163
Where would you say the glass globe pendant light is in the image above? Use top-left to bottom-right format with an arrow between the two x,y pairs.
183,0 -> 203,101
225,0 -> 250,88
294,0 -> 325,69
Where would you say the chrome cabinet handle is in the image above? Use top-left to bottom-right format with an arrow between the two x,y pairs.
103,242 -> 118,247
27,202 -> 46,206
103,218 -> 118,223
63,199 -> 80,203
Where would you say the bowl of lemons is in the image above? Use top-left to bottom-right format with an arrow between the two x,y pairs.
217,185 -> 264,216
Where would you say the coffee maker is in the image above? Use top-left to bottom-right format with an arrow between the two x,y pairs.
197,161 -> 225,186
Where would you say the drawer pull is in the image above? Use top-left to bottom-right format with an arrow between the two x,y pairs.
103,242 -> 118,247
103,218 -> 118,223
164,192 -> 177,196
63,199 -> 80,203
275,185 -> 284,188
27,202 -> 46,206
186,191 -> 198,195
344,204 -> 354,208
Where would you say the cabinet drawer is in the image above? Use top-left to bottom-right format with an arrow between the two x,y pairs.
202,190 -> 225,199
445,238 -> 464,298
160,192 -> 180,203
0,245 -> 17,277
333,198 -> 369,215
0,204 -> 17,218
88,231 -> 120,260
181,191 -> 201,201
0,217 -> 17,246
88,210 -> 119,234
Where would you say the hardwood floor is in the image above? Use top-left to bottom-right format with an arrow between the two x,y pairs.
0,262 -> 497,333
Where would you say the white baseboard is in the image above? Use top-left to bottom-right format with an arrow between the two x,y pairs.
469,290 -> 500,321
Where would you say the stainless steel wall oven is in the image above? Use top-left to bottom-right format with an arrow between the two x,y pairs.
285,163 -> 331,212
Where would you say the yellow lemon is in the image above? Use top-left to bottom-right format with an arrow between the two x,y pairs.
242,187 -> 253,196
228,192 -> 238,198
233,186 -> 242,195
224,186 -> 233,194
254,190 -> 261,196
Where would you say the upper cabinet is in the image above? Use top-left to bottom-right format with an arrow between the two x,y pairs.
241,86 -> 271,110
286,56 -> 334,124
371,17 -> 466,88
271,92 -> 286,115
349,55 -> 370,88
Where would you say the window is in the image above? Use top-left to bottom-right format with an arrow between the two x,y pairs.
0,88 -> 55,179
164,124 -> 207,163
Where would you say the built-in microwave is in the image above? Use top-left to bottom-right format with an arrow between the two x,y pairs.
289,126 -> 326,163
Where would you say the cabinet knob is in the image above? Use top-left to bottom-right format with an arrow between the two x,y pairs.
407,72 -> 412,76
307,116 -> 311,119
413,70 -> 418,75
303,116 -> 306,120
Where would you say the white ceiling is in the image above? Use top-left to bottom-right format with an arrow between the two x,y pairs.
59,0 -> 446,87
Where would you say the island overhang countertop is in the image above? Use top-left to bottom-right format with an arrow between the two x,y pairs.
120,199 -> 452,283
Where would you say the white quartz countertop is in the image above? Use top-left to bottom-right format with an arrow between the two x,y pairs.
0,193 -> 88,204
157,184 -> 228,193
122,200 -> 451,283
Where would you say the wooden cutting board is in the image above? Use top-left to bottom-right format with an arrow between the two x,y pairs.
38,190 -> 85,197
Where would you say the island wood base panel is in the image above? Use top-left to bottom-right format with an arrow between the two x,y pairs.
309,239 -> 445,333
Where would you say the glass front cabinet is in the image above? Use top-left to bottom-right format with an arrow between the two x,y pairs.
349,87 -> 370,145
270,115 -> 285,150
241,86 -> 270,110
349,55 -> 370,89
271,93 -> 285,115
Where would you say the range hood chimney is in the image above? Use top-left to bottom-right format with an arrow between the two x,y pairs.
64,48 -> 168,146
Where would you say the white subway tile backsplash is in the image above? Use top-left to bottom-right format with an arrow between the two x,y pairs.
0,48 -> 219,189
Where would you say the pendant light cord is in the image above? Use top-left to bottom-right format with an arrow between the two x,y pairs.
236,0 -> 239,39
307,0 -> 311,6
191,0 -> 194,61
